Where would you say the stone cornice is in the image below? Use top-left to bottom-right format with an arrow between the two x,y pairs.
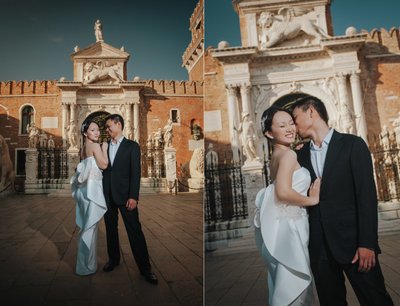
233,0 -> 330,14
71,41 -> 129,60
56,82 -> 82,90
211,46 -> 257,63
212,35 -> 367,64
321,34 -> 367,52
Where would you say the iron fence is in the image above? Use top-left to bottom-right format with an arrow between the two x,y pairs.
205,159 -> 247,224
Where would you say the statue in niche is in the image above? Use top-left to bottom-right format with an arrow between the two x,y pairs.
236,113 -> 259,162
163,119 -> 173,148
84,61 -> 122,84
94,20 -> 103,42
258,7 -> 329,49
27,122 -> 40,149
47,135 -> 55,149
0,134 -> 15,192
39,131 -> 48,148
192,123 -> 202,140
321,77 -> 339,105
67,121 -> 78,149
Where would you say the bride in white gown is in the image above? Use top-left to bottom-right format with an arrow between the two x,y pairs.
254,106 -> 321,306
71,120 -> 108,275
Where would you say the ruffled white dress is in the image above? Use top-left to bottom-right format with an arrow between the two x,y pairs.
254,167 -> 313,306
71,156 -> 107,275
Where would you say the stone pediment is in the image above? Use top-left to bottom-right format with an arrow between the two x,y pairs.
72,41 -> 129,60
71,42 -> 130,84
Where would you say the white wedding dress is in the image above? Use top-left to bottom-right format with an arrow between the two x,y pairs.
254,167 -> 313,306
71,156 -> 107,275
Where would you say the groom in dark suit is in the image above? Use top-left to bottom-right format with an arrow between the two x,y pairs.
292,97 -> 392,306
102,114 -> 157,284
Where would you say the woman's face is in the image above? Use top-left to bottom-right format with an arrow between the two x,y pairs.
266,111 -> 297,146
84,122 -> 100,142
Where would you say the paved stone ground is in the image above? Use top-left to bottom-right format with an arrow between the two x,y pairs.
0,192 -> 203,306
206,229 -> 400,306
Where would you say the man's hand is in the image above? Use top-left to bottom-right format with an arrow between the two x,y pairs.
126,198 -> 137,211
351,247 -> 376,272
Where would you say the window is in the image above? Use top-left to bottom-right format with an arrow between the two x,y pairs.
21,105 -> 34,134
170,109 -> 180,124
16,149 -> 26,176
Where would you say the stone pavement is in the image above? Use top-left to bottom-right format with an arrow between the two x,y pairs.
206,228 -> 400,306
0,192 -> 203,306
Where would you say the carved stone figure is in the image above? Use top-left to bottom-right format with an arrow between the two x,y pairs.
338,103 -> 354,134
189,148 -> 204,179
153,128 -> 163,148
94,20 -> 103,42
67,121 -> 78,149
0,134 -> 15,191
258,8 -> 328,49
392,112 -> 400,146
146,135 -> 153,150
84,61 -> 122,84
206,143 -> 219,168
192,123 -> 202,140
47,135 -> 55,149
27,122 -> 39,149
39,131 -> 48,148
237,113 -> 259,162
163,119 -> 173,148
380,125 -> 390,149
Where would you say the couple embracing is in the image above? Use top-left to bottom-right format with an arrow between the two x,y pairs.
255,97 -> 393,306
70,114 -> 157,284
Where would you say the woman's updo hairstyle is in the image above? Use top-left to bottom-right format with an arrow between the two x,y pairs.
261,105 -> 294,138
81,119 -> 97,135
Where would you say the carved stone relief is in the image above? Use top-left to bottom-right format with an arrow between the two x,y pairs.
257,7 -> 329,49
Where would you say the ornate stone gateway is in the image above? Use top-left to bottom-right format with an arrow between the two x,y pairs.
210,0 -> 370,230
56,20 -> 145,178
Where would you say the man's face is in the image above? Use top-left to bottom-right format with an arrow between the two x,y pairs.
105,119 -> 122,139
292,106 -> 312,138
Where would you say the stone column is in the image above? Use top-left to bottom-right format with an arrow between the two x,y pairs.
25,148 -> 39,193
242,163 -> 264,228
67,150 -> 80,179
133,102 -> 140,142
61,103 -> 67,140
70,102 -> 76,125
125,103 -> 133,139
350,71 -> 368,144
226,85 -> 240,161
240,83 -> 251,116
336,73 -> 355,134
164,147 -> 177,192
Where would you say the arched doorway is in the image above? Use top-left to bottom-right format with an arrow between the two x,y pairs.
82,111 -> 110,143
273,93 -> 308,109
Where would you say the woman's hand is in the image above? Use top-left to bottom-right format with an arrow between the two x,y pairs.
308,177 -> 321,205
101,142 -> 108,151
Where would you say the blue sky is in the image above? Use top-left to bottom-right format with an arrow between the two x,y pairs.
0,0 -> 198,81
206,0 -> 400,48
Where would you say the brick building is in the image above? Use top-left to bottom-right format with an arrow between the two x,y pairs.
0,1 -> 204,193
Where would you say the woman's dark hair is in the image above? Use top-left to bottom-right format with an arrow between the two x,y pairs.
291,96 -> 329,124
81,119 -> 99,135
261,105 -> 294,137
105,113 -> 124,129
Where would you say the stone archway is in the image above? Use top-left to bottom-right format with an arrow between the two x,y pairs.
273,93 -> 308,109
